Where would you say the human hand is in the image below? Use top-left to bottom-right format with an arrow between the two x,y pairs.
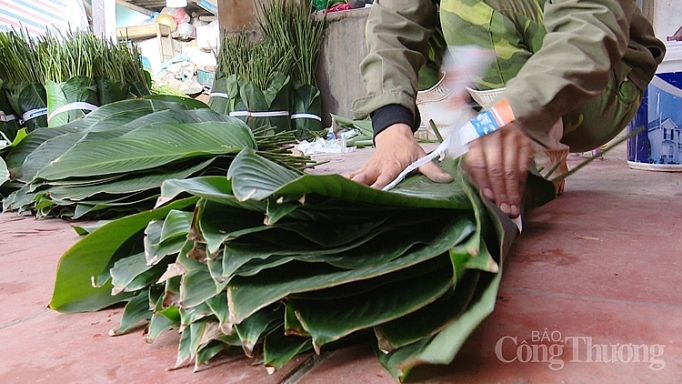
464,123 -> 533,218
346,123 -> 454,189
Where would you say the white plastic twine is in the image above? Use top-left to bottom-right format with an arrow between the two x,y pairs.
47,102 -> 99,123
22,108 -> 48,122
291,113 -> 322,121
229,111 -> 290,118
209,92 -> 229,99
0,110 -> 17,122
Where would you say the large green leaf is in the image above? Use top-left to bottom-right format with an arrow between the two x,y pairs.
110,251 -> 171,295
146,312 -> 178,343
374,270 -> 480,352
120,108 -> 240,129
4,126 -> 79,176
291,83 -> 323,139
45,158 -> 214,201
49,197 -> 198,313
263,326 -> 312,370
157,176 -> 234,208
36,122 -> 257,181
0,157 -> 8,187
287,257 -> 452,350
195,199 -> 268,254
180,267 -> 220,308
45,77 -> 98,127
156,176 -> 267,217
9,97 -> 221,184
17,106 -> 201,182
19,131 -> 88,182
229,148 -> 472,209
205,292 -> 231,334
234,304 -> 282,357
110,289 -> 152,336
159,210 -> 194,242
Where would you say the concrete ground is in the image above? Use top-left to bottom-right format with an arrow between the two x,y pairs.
1,143 -> 681,383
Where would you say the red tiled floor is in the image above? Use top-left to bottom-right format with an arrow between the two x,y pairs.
0,306 -> 310,384
0,215 -> 79,324
1,143 -> 681,383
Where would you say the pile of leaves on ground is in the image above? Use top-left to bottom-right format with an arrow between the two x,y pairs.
2,96 -> 313,219
48,147 -> 555,381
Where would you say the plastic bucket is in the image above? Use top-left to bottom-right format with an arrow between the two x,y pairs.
627,41 -> 682,171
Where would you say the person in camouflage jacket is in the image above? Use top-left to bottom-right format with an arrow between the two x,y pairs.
348,0 -> 665,218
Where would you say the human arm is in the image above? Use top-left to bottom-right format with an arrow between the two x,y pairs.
501,0 -> 644,146
464,0 -> 663,216
348,0 -> 451,187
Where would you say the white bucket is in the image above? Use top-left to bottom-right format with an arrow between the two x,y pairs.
627,41 -> 682,171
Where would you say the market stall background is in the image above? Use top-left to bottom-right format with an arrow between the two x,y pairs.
0,0 -> 89,36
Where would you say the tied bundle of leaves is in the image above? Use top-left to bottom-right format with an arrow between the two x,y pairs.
48,148 -> 556,381
41,30 -> 150,127
0,29 -> 48,132
290,84 -> 323,140
0,28 -> 150,132
213,73 -> 292,134
210,32 -> 293,134
258,0 -> 326,138
0,79 -> 22,143
209,0 -> 326,137
2,96 -> 313,219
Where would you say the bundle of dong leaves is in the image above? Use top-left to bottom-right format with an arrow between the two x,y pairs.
2,96 -> 311,218
49,145 -> 555,381
0,28 -> 149,136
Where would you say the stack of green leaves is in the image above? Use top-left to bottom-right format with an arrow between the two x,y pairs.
49,148 -> 555,381
2,96 -> 313,219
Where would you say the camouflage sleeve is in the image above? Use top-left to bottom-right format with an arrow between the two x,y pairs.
351,0 -> 440,121
502,0 -> 635,147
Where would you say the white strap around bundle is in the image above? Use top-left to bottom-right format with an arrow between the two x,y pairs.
209,92 -> 229,99
290,113 -> 322,121
0,110 -> 17,122
22,108 -> 48,122
229,110 -> 289,118
47,102 -> 99,123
